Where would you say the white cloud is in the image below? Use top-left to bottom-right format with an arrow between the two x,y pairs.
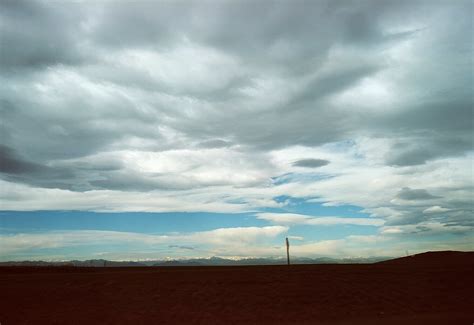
2,224 -> 472,261
256,212 -> 384,226
423,206 -> 451,214
289,234 -> 473,258
0,226 -> 288,258
287,235 -> 304,241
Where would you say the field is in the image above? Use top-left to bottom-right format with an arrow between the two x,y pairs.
1,252 -> 473,324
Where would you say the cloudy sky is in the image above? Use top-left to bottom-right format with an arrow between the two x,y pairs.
0,0 -> 472,261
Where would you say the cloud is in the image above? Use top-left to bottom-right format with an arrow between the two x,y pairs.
385,135 -> 473,166
2,225 -> 472,260
289,233 -> 474,258
256,213 -> 384,226
0,0 -> 86,69
168,245 -> 195,251
0,226 -> 288,257
292,159 -> 330,168
423,206 -> 451,214
198,139 -> 232,149
3,0 -> 469,166
0,145 -> 42,174
380,221 -> 473,236
287,235 -> 304,241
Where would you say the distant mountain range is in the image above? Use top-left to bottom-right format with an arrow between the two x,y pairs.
3,251 -> 472,267
0,256 -> 391,267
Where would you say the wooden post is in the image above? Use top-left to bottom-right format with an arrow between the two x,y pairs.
286,237 -> 290,265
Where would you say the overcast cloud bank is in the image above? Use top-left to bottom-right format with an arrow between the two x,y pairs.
0,0 -> 472,258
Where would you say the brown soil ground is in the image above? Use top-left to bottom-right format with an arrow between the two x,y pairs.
1,252 -> 473,324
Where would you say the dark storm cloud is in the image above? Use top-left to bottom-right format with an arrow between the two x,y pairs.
386,135 -> 473,166
0,145 -> 78,190
0,0 -> 86,69
381,96 -> 473,166
0,146 -> 193,192
293,159 -> 330,168
396,188 -> 440,201
0,145 -> 42,174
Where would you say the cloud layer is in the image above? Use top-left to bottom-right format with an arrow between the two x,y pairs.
0,0 -> 473,257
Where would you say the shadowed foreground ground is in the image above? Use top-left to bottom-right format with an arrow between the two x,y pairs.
1,252 -> 473,324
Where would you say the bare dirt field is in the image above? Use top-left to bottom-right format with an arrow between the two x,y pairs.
1,252 -> 473,324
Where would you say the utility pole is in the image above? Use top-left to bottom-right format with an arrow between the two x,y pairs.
286,237 -> 290,265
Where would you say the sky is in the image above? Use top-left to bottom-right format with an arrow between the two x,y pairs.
0,0 -> 473,261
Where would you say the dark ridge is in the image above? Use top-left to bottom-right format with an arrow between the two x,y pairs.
378,250 -> 474,266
